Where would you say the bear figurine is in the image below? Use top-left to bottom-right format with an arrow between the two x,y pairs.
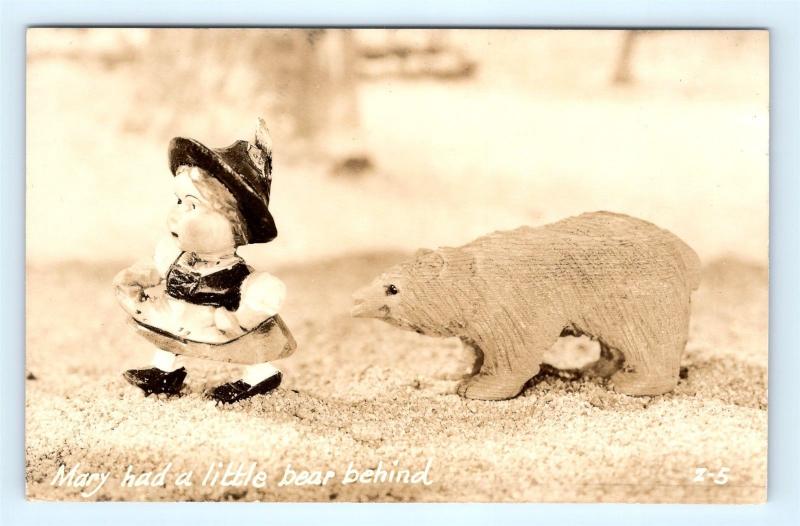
351,211 -> 700,401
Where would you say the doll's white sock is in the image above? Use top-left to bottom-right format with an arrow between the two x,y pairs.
151,349 -> 178,372
242,362 -> 280,386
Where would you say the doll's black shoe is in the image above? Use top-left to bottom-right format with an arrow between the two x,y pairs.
123,367 -> 187,396
207,372 -> 282,404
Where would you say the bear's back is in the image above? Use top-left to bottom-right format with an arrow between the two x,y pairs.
469,211 -> 669,244
458,211 -> 700,293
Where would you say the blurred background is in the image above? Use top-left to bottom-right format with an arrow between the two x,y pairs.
27,29 -> 768,269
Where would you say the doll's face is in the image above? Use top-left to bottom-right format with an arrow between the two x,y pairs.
167,167 -> 237,254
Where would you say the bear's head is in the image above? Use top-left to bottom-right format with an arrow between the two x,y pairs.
351,247 -> 474,337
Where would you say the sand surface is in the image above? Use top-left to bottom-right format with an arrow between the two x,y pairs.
25,254 -> 767,503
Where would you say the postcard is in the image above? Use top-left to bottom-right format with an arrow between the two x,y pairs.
25,28 -> 768,503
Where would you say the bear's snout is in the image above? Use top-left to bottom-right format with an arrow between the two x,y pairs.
350,287 -> 374,318
351,298 -> 367,318
351,283 -> 395,318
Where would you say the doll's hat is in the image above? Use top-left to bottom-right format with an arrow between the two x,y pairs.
168,119 -> 277,244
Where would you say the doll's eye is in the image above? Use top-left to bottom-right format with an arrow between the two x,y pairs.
177,198 -> 182,205
385,284 -> 399,296
191,203 -> 196,210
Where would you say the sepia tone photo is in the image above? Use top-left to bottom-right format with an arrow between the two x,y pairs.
26,28 -> 768,503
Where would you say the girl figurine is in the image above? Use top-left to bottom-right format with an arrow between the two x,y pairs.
113,119 -> 297,403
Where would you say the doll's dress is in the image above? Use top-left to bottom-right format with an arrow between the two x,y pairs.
128,252 -> 297,364
130,251 -> 250,343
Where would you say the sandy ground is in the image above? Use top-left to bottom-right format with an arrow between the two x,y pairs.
25,253 -> 767,503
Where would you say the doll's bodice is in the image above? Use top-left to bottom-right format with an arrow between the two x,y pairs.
165,251 -> 252,310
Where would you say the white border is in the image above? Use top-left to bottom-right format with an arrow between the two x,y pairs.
3,1 -> 798,524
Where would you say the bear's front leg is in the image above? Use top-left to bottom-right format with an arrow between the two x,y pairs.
456,331 -> 558,400
457,371 -> 536,401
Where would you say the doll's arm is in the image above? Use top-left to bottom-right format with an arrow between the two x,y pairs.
112,261 -> 162,315
112,262 -> 162,291
113,235 -> 177,291
232,272 -> 287,330
113,237 -> 178,315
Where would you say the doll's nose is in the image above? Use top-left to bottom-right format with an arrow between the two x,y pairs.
167,208 -> 180,230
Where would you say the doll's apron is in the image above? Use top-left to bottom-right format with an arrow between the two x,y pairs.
130,252 -> 296,364
165,251 -> 251,310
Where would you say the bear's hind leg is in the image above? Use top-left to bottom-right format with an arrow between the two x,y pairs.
610,366 -> 678,396
457,371 -> 535,400
608,300 -> 690,396
609,333 -> 684,396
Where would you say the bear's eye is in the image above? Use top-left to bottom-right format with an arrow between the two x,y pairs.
385,284 -> 399,296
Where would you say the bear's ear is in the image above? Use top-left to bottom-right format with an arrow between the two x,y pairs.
414,248 -> 434,258
411,250 -> 445,280
439,248 -> 477,278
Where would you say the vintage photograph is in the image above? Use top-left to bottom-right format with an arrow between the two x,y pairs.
26,28 -> 768,503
